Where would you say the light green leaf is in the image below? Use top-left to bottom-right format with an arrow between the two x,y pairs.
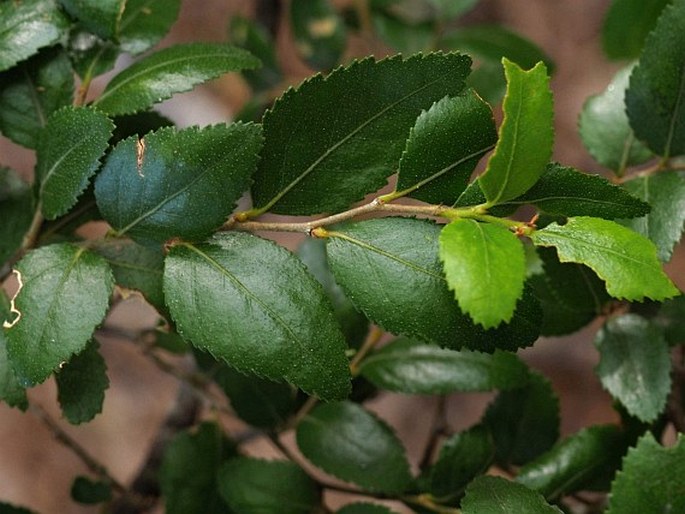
393,90 -> 497,204
462,476 -> 564,514
95,123 -> 262,245
251,52 -> 471,215
606,433 -> 685,514
478,59 -> 554,205
530,216 -> 679,301
119,0 -> 182,55
218,457 -> 318,514
602,0 -> 671,60
359,337 -> 529,394
440,219 -> 525,328
626,0 -> 685,157
94,43 -> 260,115
56,339 -> 109,424
595,314 -> 671,423
4,244 -> 114,385
296,401 -> 413,494
290,0 -> 346,70
0,292 -> 27,410
0,169 -> 34,266
0,0 -> 69,72
59,0 -> 125,40
163,233 -> 351,400
36,107 -> 114,220
621,171 -> 685,262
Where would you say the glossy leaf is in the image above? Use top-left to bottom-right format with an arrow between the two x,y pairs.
579,66 -> 652,171
229,16 -> 282,92
478,59 -> 553,204
602,0 -> 671,60
4,244 -> 114,385
625,0 -> 685,157
59,0 -> 125,40
251,52 -> 471,215
606,433 -> 685,514
0,170 -> 34,266
36,107 -> 114,220
56,340 -> 108,424
119,0 -> 182,55
95,43 -> 260,115
531,216 -> 679,301
95,123 -> 262,244
164,233 -> 351,400
595,314 -> 671,422
296,401 -> 412,494
0,0 -> 69,72
0,47 -> 74,149
0,292 -> 27,410
290,0 -> 346,70
337,504 -> 396,514
462,476 -> 563,514
70,476 -> 112,505
393,90 -> 497,204
621,171 -> 685,262
68,30 -> 119,80
218,458 -> 318,514
359,338 -> 529,394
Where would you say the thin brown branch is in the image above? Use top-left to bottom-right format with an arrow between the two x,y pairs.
419,395 -> 450,471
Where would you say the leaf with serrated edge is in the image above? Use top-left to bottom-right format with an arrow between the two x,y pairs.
94,43 -> 260,115
60,0 -> 125,40
119,0 -> 182,55
531,216 -> 678,301
251,52 -> 472,215
163,233 -> 351,400
4,245 -> 114,385
478,59 -> 553,205
462,476 -> 563,514
0,292 -> 27,410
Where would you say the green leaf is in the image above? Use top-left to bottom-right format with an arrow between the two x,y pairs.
602,0 -> 671,60
0,292 -> 27,410
160,422 -> 235,514
119,0 -> 182,55
516,425 -> 630,498
625,0 -> 685,157
484,372 -> 559,467
425,0 -> 477,19
68,29 -> 119,80
0,0 -> 69,72
371,13 -> 433,54
579,66 -> 653,171
359,337 -> 529,394
653,295 -> 685,346
0,170 -> 34,266
478,59 -> 554,205
0,47 -> 74,149
431,425 -> 495,502
4,244 -> 114,385
621,171 -> 685,262
393,90 -> 497,204
530,216 -> 679,301
296,401 -> 412,494
290,0 -> 347,70
251,52 -> 472,215
36,107 -> 114,220
229,16 -> 282,92
0,504 -> 35,514
95,123 -> 262,244
94,43 -> 260,115
59,0 -> 125,40
607,433 -> 685,514
111,110 -> 174,142
164,233 -> 351,400
462,476 -> 563,514
337,504 -> 396,514
70,476 -> 112,505
595,314 -> 671,423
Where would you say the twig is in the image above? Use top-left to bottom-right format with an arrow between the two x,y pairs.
419,396 -> 450,471
349,325 -> 384,376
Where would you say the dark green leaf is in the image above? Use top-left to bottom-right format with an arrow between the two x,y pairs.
153,328 -> 188,354
4,244 -> 114,385
36,107 -> 114,220
371,13 -> 433,54
625,0 -> 685,157
59,0 -> 125,40
393,90 -> 497,204
595,314 -> 671,423
479,59 -> 553,205
0,169 -> 34,266
94,43 -> 260,115
579,66 -> 652,171
228,16 -> 282,92
68,29 -> 119,80
0,503 -> 35,514
462,476 -> 563,514
251,52 -> 471,215
621,171 -> 685,262
38,185 -> 100,242
0,0 -> 69,72
431,425 -> 495,502
0,291 -> 27,410
530,216 -> 679,301
164,233 -> 351,400
337,504 -> 396,514
529,274 -> 596,336
606,433 -> 685,514
516,425 -> 630,498
484,372 -> 559,467
95,123 -> 262,244
0,47 -> 74,149
70,476 -> 112,505
360,337 -> 529,394
119,0 -> 182,55
602,0 -> 670,60
160,422 -> 235,514
653,295 -> 685,345
218,457 -> 318,514
111,110 -> 174,142
296,401 -> 412,494
290,0 -> 346,70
